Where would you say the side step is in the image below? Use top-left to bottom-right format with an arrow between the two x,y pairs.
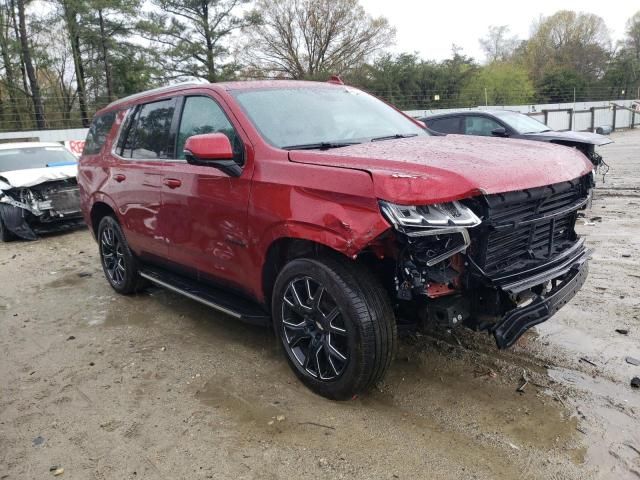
139,266 -> 271,326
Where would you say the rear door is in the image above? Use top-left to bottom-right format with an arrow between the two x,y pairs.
159,94 -> 254,291
110,98 -> 176,260
425,116 -> 462,134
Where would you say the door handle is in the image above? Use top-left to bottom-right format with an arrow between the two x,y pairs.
113,173 -> 126,183
163,178 -> 182,189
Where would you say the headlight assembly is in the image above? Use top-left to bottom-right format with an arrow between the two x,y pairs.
379,200 -> 482,267
380,200 -> 481,235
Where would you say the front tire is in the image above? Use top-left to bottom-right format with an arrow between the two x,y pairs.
97,216 -> 143,294
0,215 -> 14,242
272,256 -> 397,400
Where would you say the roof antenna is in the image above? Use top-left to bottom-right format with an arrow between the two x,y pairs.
327,75 -> 344,85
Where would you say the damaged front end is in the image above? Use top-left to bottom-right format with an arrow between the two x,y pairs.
0,178 -> 83,240
378,173 -> 593,348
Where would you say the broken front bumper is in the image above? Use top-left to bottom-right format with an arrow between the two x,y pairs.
491,253 -> 589,349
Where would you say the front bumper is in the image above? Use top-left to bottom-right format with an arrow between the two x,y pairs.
492,256 -> 589,348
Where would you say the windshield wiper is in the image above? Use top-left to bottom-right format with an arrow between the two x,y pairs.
523,129 -> 552,134
282,141 -> 360,151
371,133 -> 419,142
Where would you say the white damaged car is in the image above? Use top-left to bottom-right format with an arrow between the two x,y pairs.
0,142 -> 84,241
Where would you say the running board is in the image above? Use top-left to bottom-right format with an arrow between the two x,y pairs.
139,267 -> 271,326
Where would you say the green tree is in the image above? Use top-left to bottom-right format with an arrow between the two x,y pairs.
346,48 -> 478,110
461,62 -> 534,106
525,10 -> 611,84
536,67 -> 586,102
82,0 -> 141,102
140,0 -> 258,82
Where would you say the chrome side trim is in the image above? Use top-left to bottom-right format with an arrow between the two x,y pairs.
139,272 -> 242,319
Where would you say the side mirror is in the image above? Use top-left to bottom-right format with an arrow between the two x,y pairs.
491,127 -> 508,137
183,133 -> 241,176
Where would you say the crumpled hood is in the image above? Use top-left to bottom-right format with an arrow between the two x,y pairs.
523,130 -> 613,146
0,164 -> 77,190
288,135 -> 593,204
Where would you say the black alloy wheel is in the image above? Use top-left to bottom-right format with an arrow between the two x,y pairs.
101,224 -> 126,286
97,216 -> 144,294
281,276 -> 349,380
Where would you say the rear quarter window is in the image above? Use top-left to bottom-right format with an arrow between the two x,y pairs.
83,112 -> 116,155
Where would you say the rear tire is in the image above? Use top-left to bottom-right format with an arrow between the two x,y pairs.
97,216 -> 144,294
272,255 -> 397,400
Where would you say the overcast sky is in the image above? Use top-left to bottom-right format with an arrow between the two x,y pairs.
361,0 -> 638,62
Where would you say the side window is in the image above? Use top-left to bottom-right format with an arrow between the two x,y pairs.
121,99 -> 176,160
176,96 -> 242,162
464,116 -> 502,136
428,117 -> 461,134
84,112 -> 116,155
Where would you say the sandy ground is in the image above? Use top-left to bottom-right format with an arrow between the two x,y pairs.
1,130 -> 639,480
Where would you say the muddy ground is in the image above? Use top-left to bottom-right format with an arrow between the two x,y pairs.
1,130 -> 639,480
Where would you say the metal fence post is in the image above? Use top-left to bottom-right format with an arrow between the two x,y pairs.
568,109 -> 573,131
612,104 -> 617,132
590,107 -> 595,131
543,109 -> 548,125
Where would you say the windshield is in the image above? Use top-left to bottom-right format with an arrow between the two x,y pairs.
0,146 -> 77,173
232,86 -> 427,149
491,111 -> 551,134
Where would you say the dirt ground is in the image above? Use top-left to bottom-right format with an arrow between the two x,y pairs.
1,130 -> 639,480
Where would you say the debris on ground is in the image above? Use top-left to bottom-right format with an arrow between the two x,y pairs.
626,357 -> 640,366
276,415 -> 285,422
583,221 -> 596,226
77,272 -> 92,278
615,329 -> 629,335
621,254 -> 631,258
631,377 -> 640,389
473,369 -> 497,378
49,466 -> 64,476
579,357 -> 597,367
32,436 -> 45,446
590,216 -> 603,222
516,369 -> 529,393
66,335 -> 75,341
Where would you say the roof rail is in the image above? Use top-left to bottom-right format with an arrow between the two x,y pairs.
106,80 -> 209,109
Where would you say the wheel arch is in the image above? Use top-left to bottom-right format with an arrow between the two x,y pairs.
261,236 -> 352,310
90,200 -> 118,237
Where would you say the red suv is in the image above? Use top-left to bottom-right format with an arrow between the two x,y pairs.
79,80 -> 593,399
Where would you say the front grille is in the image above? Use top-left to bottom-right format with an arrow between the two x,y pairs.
466,175 -> 591,275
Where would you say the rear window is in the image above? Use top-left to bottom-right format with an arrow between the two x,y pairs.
0,146 -> 77,172
84,112 -> 116,155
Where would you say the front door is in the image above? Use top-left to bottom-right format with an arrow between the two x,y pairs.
160,95 -> 254,292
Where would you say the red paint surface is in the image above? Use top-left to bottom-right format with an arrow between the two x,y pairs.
79,81 -> 592,304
